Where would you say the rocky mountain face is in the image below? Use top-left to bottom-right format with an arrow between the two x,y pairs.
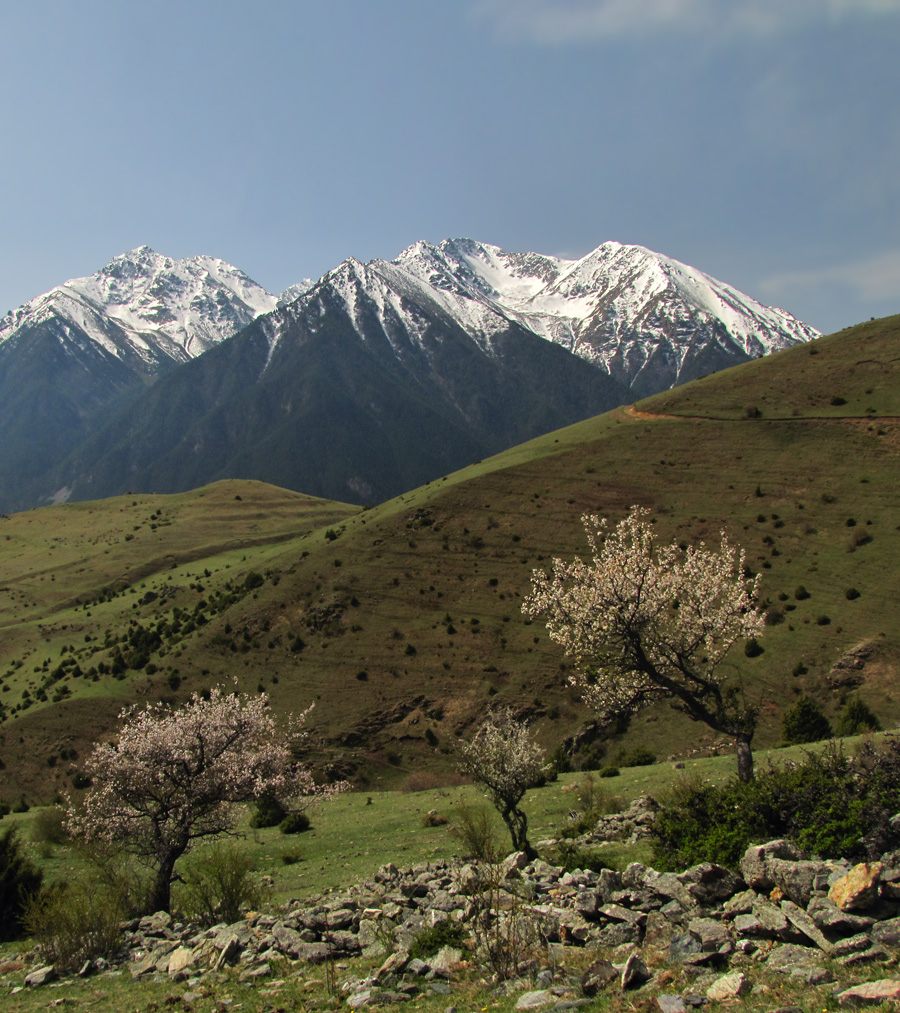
0,240 -> 818,512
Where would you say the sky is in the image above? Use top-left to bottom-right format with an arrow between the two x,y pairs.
1,0 -> 898,335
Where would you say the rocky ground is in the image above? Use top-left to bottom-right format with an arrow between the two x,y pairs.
7,829 -> 900,1010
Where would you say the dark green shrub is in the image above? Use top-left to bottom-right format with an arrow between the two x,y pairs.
548,745 -> 573,775
279,811 -> 311,835
845,587 -> 861,600
652,739 -> 900,870
250,796 -> 287,829
0,826 -> 43,941
794,585 -> 811,600
744,638 -> 764,657
243,571 -> 265,591
782,696 -> 832,745
621,747 -> 656,767
835,697 -> 882,737
599,766 -> 621,778
409,919 -> 468,960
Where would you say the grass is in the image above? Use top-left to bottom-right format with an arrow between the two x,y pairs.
3,315 -> 900,803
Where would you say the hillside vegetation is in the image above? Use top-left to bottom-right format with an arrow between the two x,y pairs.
1,315 -> 899,802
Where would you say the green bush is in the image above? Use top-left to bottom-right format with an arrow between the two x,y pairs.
0,826 -> 43,941
30,806 -> 69,846
599,766 -> 621,778
25,874 -> 125,970
835,697 -> 882,737
250,796 -> 287,829
782,696 -> 832,745
744,638 -> 764,657
409,919 -> 468,960
279,811 -> 312,835
621,747 -> 656,767
449,799 -> 502,861
174,843 -> 271,926
651,739 -> 900,870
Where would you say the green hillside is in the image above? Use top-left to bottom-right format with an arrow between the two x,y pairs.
2,315 -> 900,802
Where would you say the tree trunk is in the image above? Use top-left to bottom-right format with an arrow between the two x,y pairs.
736,735 -> 754,783
148,848 -> 182,914
502,805 -> 537,860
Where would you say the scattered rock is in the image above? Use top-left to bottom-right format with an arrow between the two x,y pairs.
835,978 -> 900,1006
830,863 -> 883,911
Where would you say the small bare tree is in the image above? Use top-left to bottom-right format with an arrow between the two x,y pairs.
458,708 -> 547,858
523,506 -> 764,781
66,687 -> 344,913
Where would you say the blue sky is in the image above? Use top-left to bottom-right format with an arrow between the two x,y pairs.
1,0 -> 898,334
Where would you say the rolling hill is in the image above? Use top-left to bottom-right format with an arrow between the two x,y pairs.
0,314 -> 897,803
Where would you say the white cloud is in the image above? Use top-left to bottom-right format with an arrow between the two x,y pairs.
471,0 -> 900,43
760,251 -> 900,303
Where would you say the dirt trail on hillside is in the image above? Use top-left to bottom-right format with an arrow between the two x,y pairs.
623,404 -> 900,424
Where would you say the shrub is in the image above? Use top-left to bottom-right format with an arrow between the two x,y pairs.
30,806 -> 69,846
835,696 -> 882,737
449,799 -> 502,861
175,843 -> 271,926
794,585 -> 810,600
652,739 -> 900,870
744,638 -> 765,657
250,796 -> 287,829
621,747 -> 656,767
599,765 -> 621,778
845,587 -> 861,600
25,876 -> 124,970
409,919 -> 468,960
279,811 -> 312,834
782,696 -> 832,745
0,826 -> 43,941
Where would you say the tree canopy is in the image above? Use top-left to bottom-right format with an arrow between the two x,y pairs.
66,687 -> 341,913
523,506 -> 764,780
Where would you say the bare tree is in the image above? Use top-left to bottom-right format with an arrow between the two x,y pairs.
458,708 -> 548,858
66,687 -> 344,913
523,506 -> 763,781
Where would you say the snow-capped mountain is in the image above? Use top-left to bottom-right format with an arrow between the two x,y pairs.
302,238 -> 819,395
0,245 -> 278,370
0,237 -> 821,513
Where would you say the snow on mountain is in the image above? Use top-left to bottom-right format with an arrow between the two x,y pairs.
387,238 -> 820,388
266,237 -> 817,394
0,246 -> 279,367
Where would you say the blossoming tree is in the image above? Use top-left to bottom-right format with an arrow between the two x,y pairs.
459,708 -> 548,858
523,506 -> 764,782
66,687 -> 343,913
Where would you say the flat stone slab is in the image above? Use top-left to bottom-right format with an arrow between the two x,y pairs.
836,978 -> 900,1006
515,990 -> 555,1009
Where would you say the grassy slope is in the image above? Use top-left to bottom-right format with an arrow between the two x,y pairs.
2,316 -> 900,801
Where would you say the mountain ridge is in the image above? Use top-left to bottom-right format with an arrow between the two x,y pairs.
0,238 -> 819,513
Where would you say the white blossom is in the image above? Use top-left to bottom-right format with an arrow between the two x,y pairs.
66,686 -> 344,911
523,505 -> 764,779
